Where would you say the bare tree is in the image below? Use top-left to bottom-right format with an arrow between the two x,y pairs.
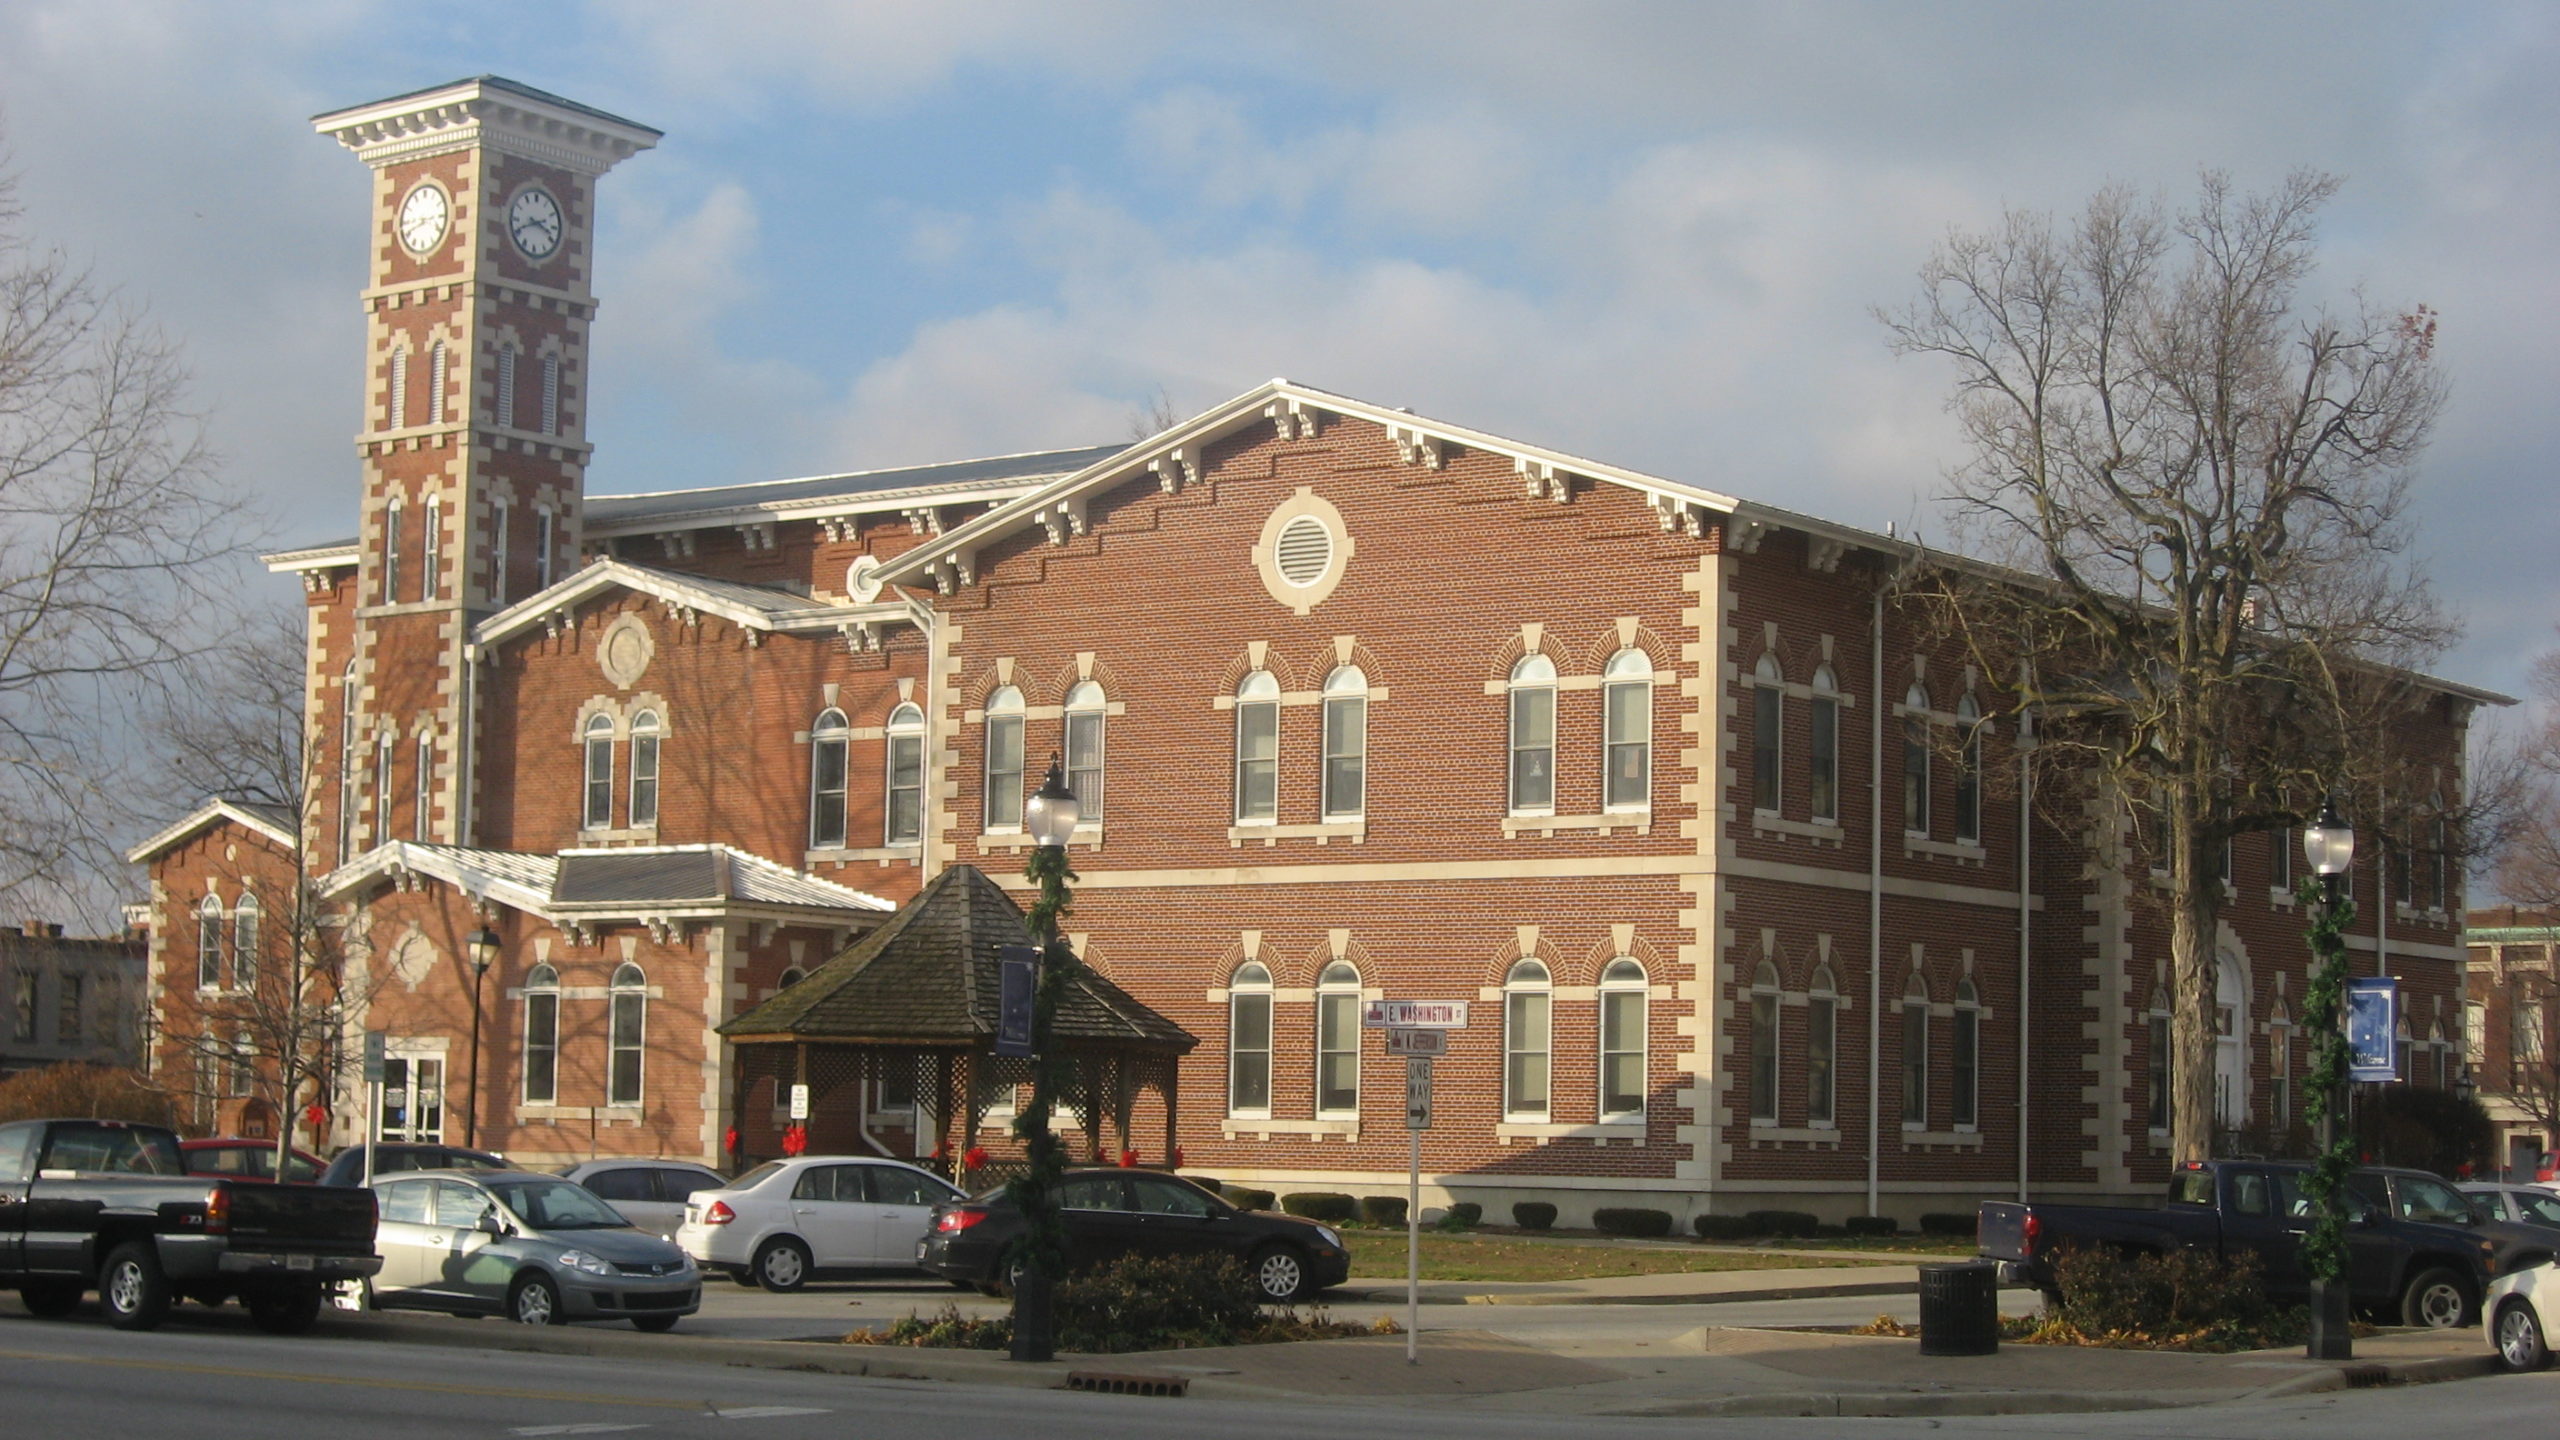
0,145 -> 256,919
1880,171 -> 2459,1164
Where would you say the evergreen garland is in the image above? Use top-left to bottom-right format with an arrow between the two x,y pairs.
2296,876 -> 2358,1285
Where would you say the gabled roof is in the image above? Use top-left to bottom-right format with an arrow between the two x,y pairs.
584,444 -> 1129,534
722,864 -> 1192,1050
872,378 -> 1749,593
470,559 -> 922,650
317,841 -> 892,925
127,797 -> 299,864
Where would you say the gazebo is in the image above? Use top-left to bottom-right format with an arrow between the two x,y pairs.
719,864 -> 1195,1176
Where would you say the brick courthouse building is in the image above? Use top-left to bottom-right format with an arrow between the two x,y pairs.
131,78 -> 2493,1226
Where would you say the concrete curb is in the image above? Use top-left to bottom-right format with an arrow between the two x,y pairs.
1326,1278 -> 1926,1307
1600,1390 -> 2183,1419
2243,1349 -> 2502,1398
329,1311 -> 1072,1391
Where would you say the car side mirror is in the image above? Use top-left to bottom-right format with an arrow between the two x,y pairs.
475,1213 -> 505,1236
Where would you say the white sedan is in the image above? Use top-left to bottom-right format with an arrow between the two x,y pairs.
2486,1258 -> 2560,1370
673,1155 -> 964,1292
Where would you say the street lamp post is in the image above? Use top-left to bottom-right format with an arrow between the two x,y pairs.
464,927 -> 501,1149
1009,758 -> 1080,1363
2300,801 -> 2357,1361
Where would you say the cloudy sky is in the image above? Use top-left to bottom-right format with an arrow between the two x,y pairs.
3,0 -> 2552,707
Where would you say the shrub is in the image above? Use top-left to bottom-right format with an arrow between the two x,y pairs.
2355,1085 -> 2499,1179
1512,1201 -> 1558,1230
1592,1207 -> 1674,1238
1918,1212 -> 1977,1238
2050,1245 -> 2282,1347
1845,1215 -> 1898,1237
1054,1252 -> 1266,1353
1442,1202 -> 1482,1230
1693,1214 -> 1757,1240
0,1064 -> 177,1128
1359,1196 -> 1408,1228
1223,1187 -> 1277,1212
1744,1209 -> 1819,1239
1280,1192 -> 1358,1223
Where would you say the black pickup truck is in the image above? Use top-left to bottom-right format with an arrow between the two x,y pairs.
1,1118 -> 380,1332
1979,1160 -> 2546,1329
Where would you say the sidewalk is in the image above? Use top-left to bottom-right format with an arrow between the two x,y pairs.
1332,1261 -> 1941,1306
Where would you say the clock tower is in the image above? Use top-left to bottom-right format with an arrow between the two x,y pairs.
312,79 -> 657,849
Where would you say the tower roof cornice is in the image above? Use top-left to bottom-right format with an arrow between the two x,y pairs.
312,75 -> 661,175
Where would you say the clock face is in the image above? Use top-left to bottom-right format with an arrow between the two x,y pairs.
397,183 -> 449,255
508,186 -> 564,261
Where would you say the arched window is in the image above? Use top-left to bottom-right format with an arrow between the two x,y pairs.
387,345 -> 408,430
2429,793 -> 2450,912
1599,958 -> 1647,1120
982,687 -> 1024,830
1604,649 -> 1652,810
1508,655 -> 1556,815
196,894 -> 225,991
2270,825 -> 2294,894
2429,1022 -> 2450,1089
2215,953 -> 2247,1127
1751,654 -> 1783,814
421,494 -> 441,602
807,707 -> 848,847
1227,961 -> 1273,1117
778,966 -> 806,991
1504,959 -> 1551,1119
1806,964 -> 1838,1127
1809,665 -> 1840,823
534,509 -> 555,590
1901,974 -> 1931,1128
374,731 -> 395,842
1065,680 -> 1106,821
2147,985 -> 2173,1130
231,893 -> 261,994
428,340 -> 447,424
522,963 -> 559,1105
1902,682 -> 1931,835
1954,694 -> 1982,844
1952,978 -> 1981,1130
490,499 -> 511,606
338,659 -> 360,864
582,714 -> 616,830
628,710 -> 661,828
608,962 -> 646,1106
2269,999 -> 2294,1132
414,733 -> 434,841
885,702 -> 924,845
539,352 -> 561,435
381,502 -> 402,605
496,343 -> 518,430
1322,667 -> 1367,819
1748,961 -> 1780,1123
1317,960 -> 1361,1116
1234,671 -> 1279,822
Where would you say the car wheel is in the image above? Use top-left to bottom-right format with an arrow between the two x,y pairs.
19,1279 -> 83,1319
2400,1266 -> 2473,1329
509,1273 -> 563,1326
248,1282 -> 324,1336
101,1243 -> 172,1331
2496,1298 -> 2551,1372
753,1237 -> 811,1293
1251,1245 -> 1310,1304
630,1314 -> 680,1333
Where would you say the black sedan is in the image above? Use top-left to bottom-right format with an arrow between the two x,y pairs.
318,1142 -> 507,1188
918,1169 -> 1350,1303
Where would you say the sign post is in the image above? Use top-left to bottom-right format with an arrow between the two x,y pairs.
1404,1054 -> 1432,1364
788,1084 -> 810,1122
360,1031 -> 386,1188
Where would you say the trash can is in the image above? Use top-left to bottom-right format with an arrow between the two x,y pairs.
1917,1260 -> 1999,1356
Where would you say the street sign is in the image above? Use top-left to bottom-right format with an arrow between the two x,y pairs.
996,944 -> 1039,1057
788,1084 -> 810,1121
1384,1027 -> 1446,1058
2347,977 -> 2400,1082
361,1030 -> 385,1084
1405,1057 -> 1432,1130
1364,1000 -> 1469,1030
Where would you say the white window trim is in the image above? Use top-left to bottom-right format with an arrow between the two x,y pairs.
1503,960 -> 1553,1122
1508,655 -> 1557,818
1751,655 -> 1783,817
982,687 -> 1026,833
1321,667 -> 1367,822
1227,963 -> 1274,1120
1315,962 -> 1362,1120
884,703 -> 925,847
808,708 -> 850,849
607,962 -> 647,1108
1597,959 -> 1647,1123
1602,650 -> 1653,813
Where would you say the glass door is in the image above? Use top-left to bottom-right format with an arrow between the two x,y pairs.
379,1055 -> 446,1142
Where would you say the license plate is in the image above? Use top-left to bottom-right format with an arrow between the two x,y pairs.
915,1241 -> 927,1261
287,1254 -> 315,1271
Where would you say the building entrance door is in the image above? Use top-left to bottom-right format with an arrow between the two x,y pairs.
380,1056 -> 446,1142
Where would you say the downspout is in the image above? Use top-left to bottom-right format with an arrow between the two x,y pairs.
2016,701 -> 2035,1202
1868,584 -> 1885,1218
457,643 -> 479,845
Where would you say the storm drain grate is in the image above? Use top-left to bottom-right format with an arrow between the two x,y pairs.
1064,1370 -> 1189,1397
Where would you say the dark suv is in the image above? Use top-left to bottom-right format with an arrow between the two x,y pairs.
318,1143 -> 506,1188
918,1169 -> 1351,1302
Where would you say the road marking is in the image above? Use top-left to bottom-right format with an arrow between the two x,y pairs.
711,1408 -> 831,1420
0,1347 -> 707,1411
512,1428 -> 649,1437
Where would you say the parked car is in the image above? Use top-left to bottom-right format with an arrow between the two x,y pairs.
917,1168 -> 1352,1303
2464,1182 -> 2560,1232
365,1168 -> 700,1329
181,1138 -> 325,1183
317,1142 -> 505,1188
1980,1159 -> 2512,1327
1,1118 -> 380,1333
2487,1258 -> 2560,1370
672,1155 -> 963,1292
556,1159 -> 729,1239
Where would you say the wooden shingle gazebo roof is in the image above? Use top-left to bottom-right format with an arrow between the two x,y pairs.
720,863 -> 1192,1052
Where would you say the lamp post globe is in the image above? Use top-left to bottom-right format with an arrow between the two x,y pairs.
2303,800 -> 2355,881
1024,760 -> 1081,848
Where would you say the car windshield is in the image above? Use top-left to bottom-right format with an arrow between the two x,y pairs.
43,1124 -> 182,1176
490,1178 -> 631,1230
729,1161 -> 789,1192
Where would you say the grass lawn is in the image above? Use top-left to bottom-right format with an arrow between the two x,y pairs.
1339,1230 -> 1899,1283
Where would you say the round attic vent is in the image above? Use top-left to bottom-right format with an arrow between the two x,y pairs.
1274,515 -> 1334,587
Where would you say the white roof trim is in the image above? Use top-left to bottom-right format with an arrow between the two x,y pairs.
127,798 -> 299,865
872,379 -> 1747,590
470,559 -> 899,648
318,841 -> 897,924
265,544 -> 357,574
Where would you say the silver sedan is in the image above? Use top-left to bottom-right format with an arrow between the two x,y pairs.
367,1169 -> 702,1329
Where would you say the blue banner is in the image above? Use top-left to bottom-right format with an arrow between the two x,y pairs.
995,944 -> 1039,1057
2346,977 -> 2399,1082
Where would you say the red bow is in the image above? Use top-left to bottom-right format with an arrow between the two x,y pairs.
963,1145 -> 989,1170
781,1124 -> 809,1156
